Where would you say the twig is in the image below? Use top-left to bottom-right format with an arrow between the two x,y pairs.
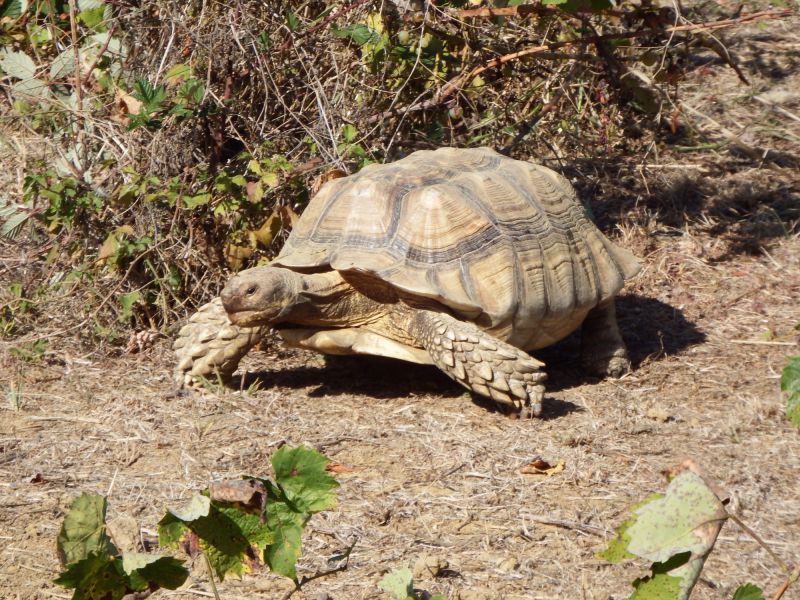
456,3 -> 624,18
67,0 -> 85,172
729,340 -> 797,346
82,24 -> 118,87
201,550 -> 221,600
727,513 -> 791,574
366,8 -> 795,124
772,563 -> 800,600
279,538 -> 357,600
525,515 -> 611,536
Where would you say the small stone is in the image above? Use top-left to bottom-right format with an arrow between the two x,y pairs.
413,553 -> 449,579
497,556 -> 519,572
646,407 -> 672,422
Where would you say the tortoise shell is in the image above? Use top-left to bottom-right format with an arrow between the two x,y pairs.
274,147 -> 639,350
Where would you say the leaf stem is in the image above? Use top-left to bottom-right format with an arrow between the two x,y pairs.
727,512 -> 790,573
771,563 -> 800,600
202,550 -> 221,600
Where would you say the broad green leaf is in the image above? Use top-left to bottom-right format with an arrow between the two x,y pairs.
331,23 -> 381,46
121,553 -> 188,591
50,49 -> 76,80
164,63 -> 192,84
781,356 -> 800,427
0,49 -> 36,80
159,494 -> 271,581
341,124 -> 358,143
53,551 -> 129,599
262,486 -> 307,580
12,77 -> 50,100
1,0 -> 23,18
631,570 -> 683,599
598,493 -> 663,563
272,445 -> 339,514
623,470 -> 727,600
732,583 -> 765,600
57,493 -> 116,566
182,192 -> 212,209
79,0 -> 104,8
378,567 -> 414,600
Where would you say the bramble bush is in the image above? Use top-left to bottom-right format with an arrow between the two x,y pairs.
1,0 -> 791,336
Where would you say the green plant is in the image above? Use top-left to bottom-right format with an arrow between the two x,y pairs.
599,460 -> 797,599
378,567 -> 447,600
54,494 -> 189,599
10,338 -> 47,363
54,446 -> 340,597
781,354 -> 800,428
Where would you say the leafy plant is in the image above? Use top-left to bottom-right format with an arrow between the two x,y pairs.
781,355 -> 800,428
54,493 -> 189,599
378,567 -> 446,600
159,445 -> 339,583
600,460 -> 797,600
54,446 -> 340,597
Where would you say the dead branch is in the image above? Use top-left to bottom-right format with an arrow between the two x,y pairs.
455,3 -> 624,18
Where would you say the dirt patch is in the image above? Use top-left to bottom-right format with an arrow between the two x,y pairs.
2,16 -> 800,600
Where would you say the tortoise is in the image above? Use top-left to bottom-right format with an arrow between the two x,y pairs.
174,147 -> 640,416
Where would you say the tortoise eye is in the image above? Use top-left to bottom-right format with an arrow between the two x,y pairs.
246,286 -> 257,295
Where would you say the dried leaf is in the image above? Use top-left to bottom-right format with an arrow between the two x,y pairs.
520,458 -> 565,476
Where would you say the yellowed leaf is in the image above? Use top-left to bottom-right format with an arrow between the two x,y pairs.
112,88 -> 142,125
252,211 -> 282,247
224,243 -> 253,270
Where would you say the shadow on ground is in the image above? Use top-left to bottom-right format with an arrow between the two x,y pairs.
235,295 -> 703,414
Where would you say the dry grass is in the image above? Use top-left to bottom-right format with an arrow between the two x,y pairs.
2,11 -> 800,600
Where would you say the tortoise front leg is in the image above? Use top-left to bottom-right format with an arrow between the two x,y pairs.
173,297 -> 267,386
411,310 -> 547,416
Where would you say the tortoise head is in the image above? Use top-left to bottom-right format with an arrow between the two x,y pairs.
220,266 -> 302,326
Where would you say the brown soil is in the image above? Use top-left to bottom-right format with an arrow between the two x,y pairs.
2,14 -> 799,600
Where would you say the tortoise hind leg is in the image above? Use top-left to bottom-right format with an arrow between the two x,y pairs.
411,310 -> 547,416
580,299 -> 631,378
173,297 -> 267,387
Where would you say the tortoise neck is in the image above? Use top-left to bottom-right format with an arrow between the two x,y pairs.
289,270 -> 386,327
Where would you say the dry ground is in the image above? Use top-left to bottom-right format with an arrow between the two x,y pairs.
2,12 -> 800,600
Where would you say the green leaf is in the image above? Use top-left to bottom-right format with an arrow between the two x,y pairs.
286,10 -> 300,31
272,445 -> 339,514
610,469 -> 728,600
53,551 -> 130,598
598,494 -> 663,563
378,567 -> 414,600
0,49 -> 36,80
331,23 -> 382,46
1,0 -> 23,18
264,502 -> 306,581
118,291 -> 141,321
781,356 -> 800,427
121,553 -> 189,591
57,493 -> 116,566
731,583 -> 765,600
159,493 -> 272,581
50,49 -> 76,80
182,192 -> 212,209
12,77 -> 50,101
341,124 -> 358,143
164,63 -> 192,84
